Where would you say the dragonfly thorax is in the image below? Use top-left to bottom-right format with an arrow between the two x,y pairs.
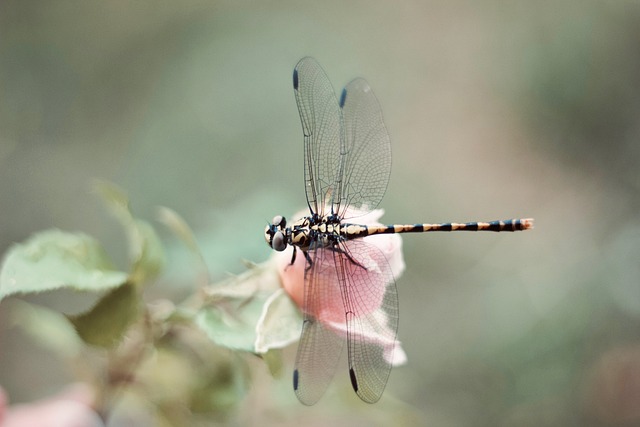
265,214 -> 346,252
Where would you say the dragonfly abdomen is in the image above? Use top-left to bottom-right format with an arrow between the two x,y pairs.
348,218 -> 533,238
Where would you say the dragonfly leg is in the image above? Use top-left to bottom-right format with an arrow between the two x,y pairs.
284,247 -> 314,272
303,250 -> 313,272
284,247 -> 298,272
328,245 -> 367,270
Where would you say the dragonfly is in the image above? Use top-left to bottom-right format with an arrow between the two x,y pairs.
264,57 -> 533,405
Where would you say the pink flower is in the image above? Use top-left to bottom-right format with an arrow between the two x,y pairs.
273,208 -> 407,365
0,384 -> 103,427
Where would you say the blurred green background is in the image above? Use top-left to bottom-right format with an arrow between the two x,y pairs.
2,0 -> 640,425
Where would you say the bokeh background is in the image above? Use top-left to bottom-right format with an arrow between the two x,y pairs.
2,1 -> 640,425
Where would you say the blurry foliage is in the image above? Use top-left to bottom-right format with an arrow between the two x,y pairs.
0,229 -> 128,300
0,183 -> 304,425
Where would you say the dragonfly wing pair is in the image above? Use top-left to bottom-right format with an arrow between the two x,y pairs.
292,57 -> 399,405
293,57 -> 392,219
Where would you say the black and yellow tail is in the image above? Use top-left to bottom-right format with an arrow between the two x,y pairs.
363,218 -> 534,236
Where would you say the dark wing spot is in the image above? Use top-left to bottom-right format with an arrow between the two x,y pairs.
293,69 -> 299,90
339,87 -> 347,108
349,367 -> 359,392
293,369 -> 300,390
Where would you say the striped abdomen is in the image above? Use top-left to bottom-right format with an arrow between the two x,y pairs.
343,218 -> 533,239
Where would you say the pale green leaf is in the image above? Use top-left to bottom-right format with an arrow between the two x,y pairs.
94,180 -> 165,285
196,261 -> 301,354
67,282 -> 140,348
254,288 -> 301,354
0,229 -> 128,301
261,349 -> 284,378
129,219 -> 165,285
204,260 -> 281,301
157,206 -> 208,288
92,179 -> 131,222
8,299 -> 83,358
195,299 -> 264,353
156,206 -> 201,256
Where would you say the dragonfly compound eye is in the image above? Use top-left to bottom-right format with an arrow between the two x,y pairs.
272,215 -> 286,228
272,231 -> 287,251
264,225 -> 273,246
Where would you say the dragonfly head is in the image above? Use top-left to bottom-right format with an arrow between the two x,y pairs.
265,215 -> 288,251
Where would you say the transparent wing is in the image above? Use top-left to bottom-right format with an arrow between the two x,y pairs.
294,239 -> 399,405
338,239 -> 398,403
293,243 -> 346,405
293,57 -> 342,217
336,78 -> 392,220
